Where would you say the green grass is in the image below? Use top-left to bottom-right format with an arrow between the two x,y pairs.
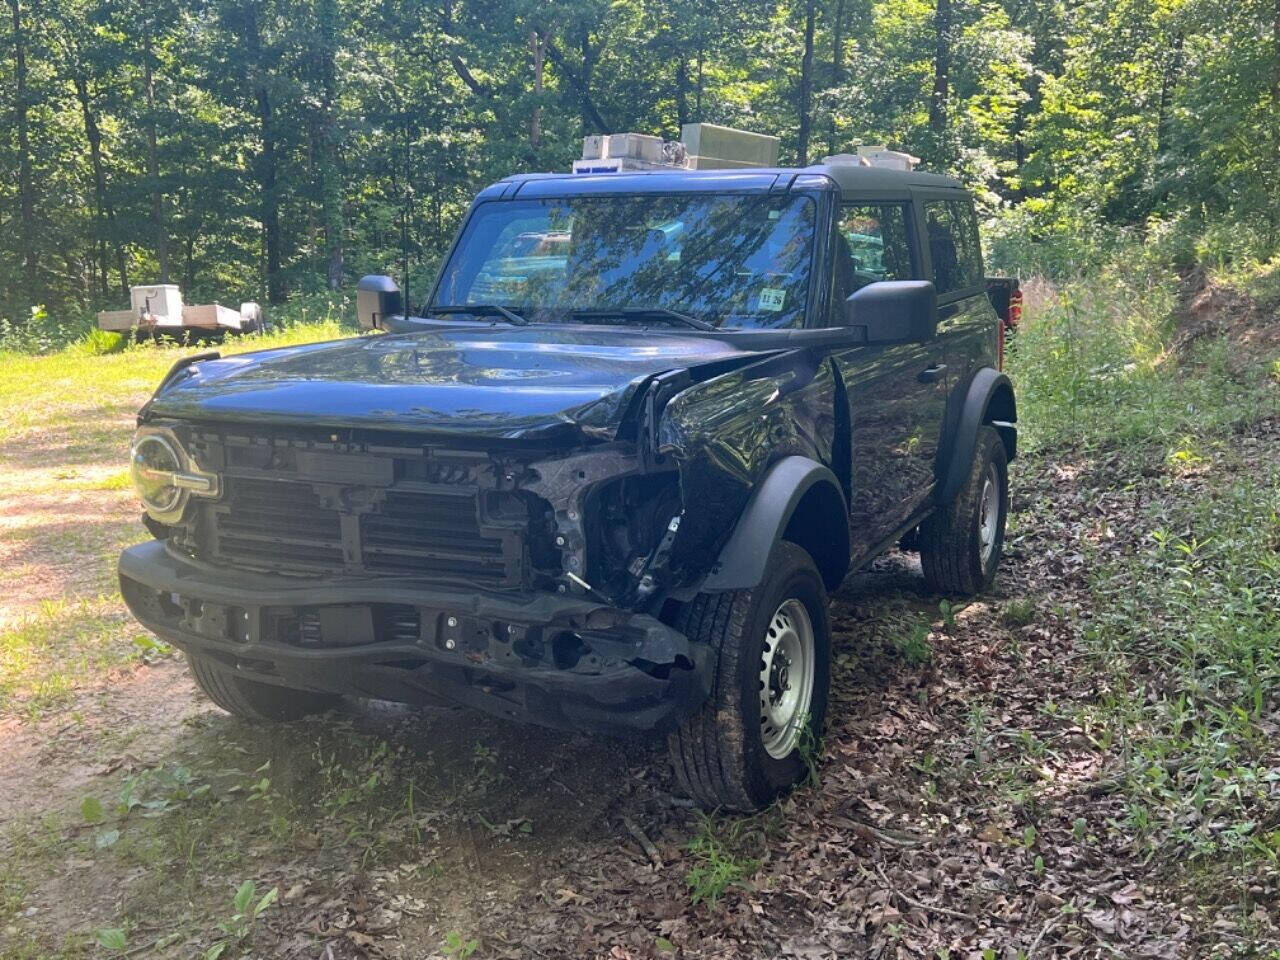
1007,254 -> 1280,901
0,317 -> 357,720
0,722 -> 413,957
1089,462 -> 1280,879
0,597 -> 145,718
0,319 -> 353,447
2,254 -> 1277,952
1010,255 -> 1277,455
0,701 -> 592,957
685,815 -> 762,906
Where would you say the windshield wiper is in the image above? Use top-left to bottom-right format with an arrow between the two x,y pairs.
569,307 -> 716,331
426,304 -> 530,326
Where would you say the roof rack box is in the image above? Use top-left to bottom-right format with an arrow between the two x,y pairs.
574,132 -> 685,173
572,124 -> 780,173
681,123 -> 779,169
822,146 -> 921,171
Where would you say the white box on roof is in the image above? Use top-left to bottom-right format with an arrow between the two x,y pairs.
856,145 -> 920,170
608,132 -> 665,163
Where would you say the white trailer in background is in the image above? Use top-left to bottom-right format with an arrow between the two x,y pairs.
96,283 -> 264,338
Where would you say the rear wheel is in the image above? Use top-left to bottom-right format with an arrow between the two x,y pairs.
668,542 -> 831,811
187,654 -> 337,721
920,424 -> 1008,595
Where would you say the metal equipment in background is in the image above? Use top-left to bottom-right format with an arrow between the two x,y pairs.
97,284 -> 265,339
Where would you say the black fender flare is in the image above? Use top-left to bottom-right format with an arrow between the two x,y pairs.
937,368 -> 1017,504
701,456 -> 849,593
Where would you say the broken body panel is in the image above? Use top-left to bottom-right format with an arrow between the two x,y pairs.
124,328 -> 841,730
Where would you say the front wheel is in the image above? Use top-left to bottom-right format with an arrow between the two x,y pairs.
187,654 -> 338,721
668,542 -> 831,811
919,424 -> 1009,595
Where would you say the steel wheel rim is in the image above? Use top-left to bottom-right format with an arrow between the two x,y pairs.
978,462 -> 1000,567
759,599 -> 816,760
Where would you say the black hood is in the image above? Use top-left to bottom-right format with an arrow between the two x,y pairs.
146,326 -> 760,441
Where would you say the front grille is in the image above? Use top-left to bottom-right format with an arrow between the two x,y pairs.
361,490 -> 514,580
197,473 -> 529,587
211,477 -> 345,572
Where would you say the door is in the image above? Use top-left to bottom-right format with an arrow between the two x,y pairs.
920,195 -> 996,394
829,201 -> 949,562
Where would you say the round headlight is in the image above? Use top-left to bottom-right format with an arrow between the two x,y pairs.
131,432 -> 186,520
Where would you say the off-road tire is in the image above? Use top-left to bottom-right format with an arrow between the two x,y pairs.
920,424 -> 1008,595
668,542 -> 831,811
187,654 -> 337,721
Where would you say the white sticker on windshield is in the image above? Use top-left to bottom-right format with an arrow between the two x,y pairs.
758,287 -> 787,312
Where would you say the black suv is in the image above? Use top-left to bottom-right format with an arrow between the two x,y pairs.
120,162 -> 1018,811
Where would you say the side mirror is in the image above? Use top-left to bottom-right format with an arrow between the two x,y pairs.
843,280 -> 938,343
355,275 -> 403,331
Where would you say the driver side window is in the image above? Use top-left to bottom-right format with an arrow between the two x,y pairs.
831,203 -> 914,318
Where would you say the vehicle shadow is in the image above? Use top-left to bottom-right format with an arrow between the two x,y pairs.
6,551 -> 957,951
192,546 -> 939,836
184,549 -> 940,862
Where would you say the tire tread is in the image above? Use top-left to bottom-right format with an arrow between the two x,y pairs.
920,425 -> 1007,596
187,654 -> 336,721
668,543 -> 828,811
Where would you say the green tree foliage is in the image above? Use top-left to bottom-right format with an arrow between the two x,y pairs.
0,0 -> 1276,319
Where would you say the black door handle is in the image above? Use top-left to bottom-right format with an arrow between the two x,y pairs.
918,363 -> 947,383
938,303 -> 960,321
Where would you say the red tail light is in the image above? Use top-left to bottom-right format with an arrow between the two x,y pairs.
1007,289 -> 1023,329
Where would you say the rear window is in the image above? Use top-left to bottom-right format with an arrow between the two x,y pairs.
923,199 -> 983,295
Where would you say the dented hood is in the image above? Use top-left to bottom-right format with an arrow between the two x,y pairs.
146,326 -> 757,440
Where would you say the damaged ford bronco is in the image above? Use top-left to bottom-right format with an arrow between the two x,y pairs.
119,159 -> 1019,811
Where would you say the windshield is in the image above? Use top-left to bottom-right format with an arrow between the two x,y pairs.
433,193 -> 817,329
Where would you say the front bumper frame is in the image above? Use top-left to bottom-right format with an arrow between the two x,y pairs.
119,540 -> 710,734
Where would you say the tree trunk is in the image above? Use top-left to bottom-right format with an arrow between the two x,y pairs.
9,0 -> 36,310
440,0 -> 487,96
1011,96 -> 1025,202
73,76 -> 109,299
541,38 -> 610,133
242,2 -> 284,303
73,74 -> 130,299
143,23 -> 169,283
530,29 -> 544,149
929,0 -> 951,151
827,0 -> 846,155
1154,32 -> 1183,178
1273,0 -> 1280,240
318,0 -> 343,291
695,45 -> 704,120
399,106 -> 411,307
796,0 -> 817,166
676,57 -> 689,131
258,85 -> 283,303
579,27 -> 596,137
